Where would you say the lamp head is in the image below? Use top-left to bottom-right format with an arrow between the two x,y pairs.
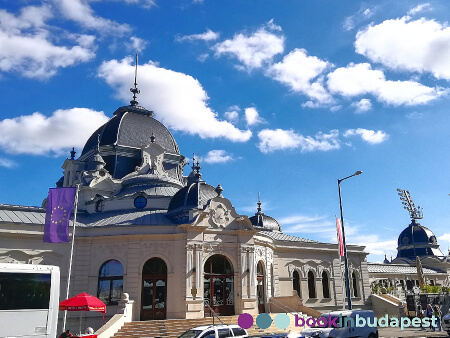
354,171 -> 363,176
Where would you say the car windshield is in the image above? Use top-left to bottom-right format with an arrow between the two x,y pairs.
178,329 -> 203,338
311,315 -> 341,328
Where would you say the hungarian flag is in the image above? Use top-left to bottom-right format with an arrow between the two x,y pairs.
335,216 -> 344,256
44,187 -> 77,243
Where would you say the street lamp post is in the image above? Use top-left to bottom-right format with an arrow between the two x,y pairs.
338,170 -> 362,310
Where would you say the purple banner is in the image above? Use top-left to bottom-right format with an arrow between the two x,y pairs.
43,187 -> 76,243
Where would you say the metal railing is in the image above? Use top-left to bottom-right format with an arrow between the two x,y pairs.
268,297 -> 301,317
204,304 -> 225,325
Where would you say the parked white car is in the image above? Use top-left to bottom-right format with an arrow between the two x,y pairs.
178,324 -> 249,338
442,310 -> 450,335
301,310 -> 378,338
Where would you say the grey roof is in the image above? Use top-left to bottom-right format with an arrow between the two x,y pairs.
367,263 -> 446,275
168,182 -> 218,212
260,231 -> 318,243
114,185 -> 180,198
0,204 -> 45,224
81,106 -> 179,158
250,213 -> 281,232
77,209 -> 175,227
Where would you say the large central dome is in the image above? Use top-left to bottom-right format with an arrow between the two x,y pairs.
80,105 -> 181,179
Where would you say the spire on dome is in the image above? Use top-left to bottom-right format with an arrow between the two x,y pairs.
70,147 -> 76,160
130,54 -> 140,106
256,192 -> 262,214
187,153 -> 202,184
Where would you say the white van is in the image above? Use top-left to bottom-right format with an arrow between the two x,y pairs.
301,310 -> 378,338
0,263 -> 60,338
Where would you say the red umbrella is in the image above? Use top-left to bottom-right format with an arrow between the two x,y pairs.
60,293 -> 106,335
60,292 -> 106,313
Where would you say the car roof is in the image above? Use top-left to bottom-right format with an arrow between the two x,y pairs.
322,310 -> 375,316
190,324 -> 242,330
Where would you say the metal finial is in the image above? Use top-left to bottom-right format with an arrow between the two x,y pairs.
70,147 -> 76,160
257,192 -> 262,213
215,184 -> 223,197
397,188 -> 423,220
130,53 -> 140,106
194,152 -> 202,181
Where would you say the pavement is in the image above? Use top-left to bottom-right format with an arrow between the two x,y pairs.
378,326 -> 449,337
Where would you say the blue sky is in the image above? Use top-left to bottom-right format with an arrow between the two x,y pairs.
0,0 -> 449,262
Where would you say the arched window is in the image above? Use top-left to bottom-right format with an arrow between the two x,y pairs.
322,271 -> 330,298
98,259 -> 124,305
308,271 -> 316,298
352,271 -> 359,297
293,270 -> 300,297
257,261 -> 265,313
271,264 -> 274,297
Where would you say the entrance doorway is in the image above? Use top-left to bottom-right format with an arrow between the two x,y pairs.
141,257 -> 167,320
257,261 -> 265,313
204,254 -> 235,316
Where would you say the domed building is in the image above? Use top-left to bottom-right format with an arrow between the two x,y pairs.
0,89 -> 371,332
368,190 -> 450,295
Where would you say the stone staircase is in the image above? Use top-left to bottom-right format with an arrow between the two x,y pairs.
112,313 -> 305,338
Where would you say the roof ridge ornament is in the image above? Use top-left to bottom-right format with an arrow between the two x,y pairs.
397,188 -> 423,221
70,147 -> 76,160
130,54 -> 140,106
256,192 -> 263,215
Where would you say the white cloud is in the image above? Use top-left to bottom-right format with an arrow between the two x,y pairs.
344,128 -> 389,144
121,0 -> 157,8
351,99 -> 372,113
257,128 -> 340,153
244,107 -> 264,126
327,63 -> 447,105
176,29 -> 219,42
0,6 -> 95,79
407,3 -> 432,16
438,233 -> 450,243
0,108 -> 109,155
267,49 -> 333,104
125,36 -> 147,52
281,214 -> 336,236
202,150 -> 234,164
355,16 -> 450,79
0,158 -> 17,168
350,235 -> 397,257
53,0 -> 131,35
406,111 -> 424,119
197,53 -> 209,62
343,7 -> 374,31
224,109 -> 239,123
330,105 -> 342,112
213,19 -> 284,70
98,57 -> 252,142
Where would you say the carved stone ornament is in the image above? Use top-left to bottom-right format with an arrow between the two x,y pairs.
210,203 -> 231,228
137,143 -> 167,176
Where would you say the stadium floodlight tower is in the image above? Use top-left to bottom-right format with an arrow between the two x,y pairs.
397,188 -> 423,220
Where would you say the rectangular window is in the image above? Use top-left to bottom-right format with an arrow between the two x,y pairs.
0,272 -> 51,310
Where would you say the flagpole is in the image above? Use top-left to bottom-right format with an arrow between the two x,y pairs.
336,216 -> 346,310
63,184 -> 80,332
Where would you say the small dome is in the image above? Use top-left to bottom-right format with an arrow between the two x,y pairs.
168,182 -> 218,212
396,219 -> 444,259
248,197 -> 281,232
